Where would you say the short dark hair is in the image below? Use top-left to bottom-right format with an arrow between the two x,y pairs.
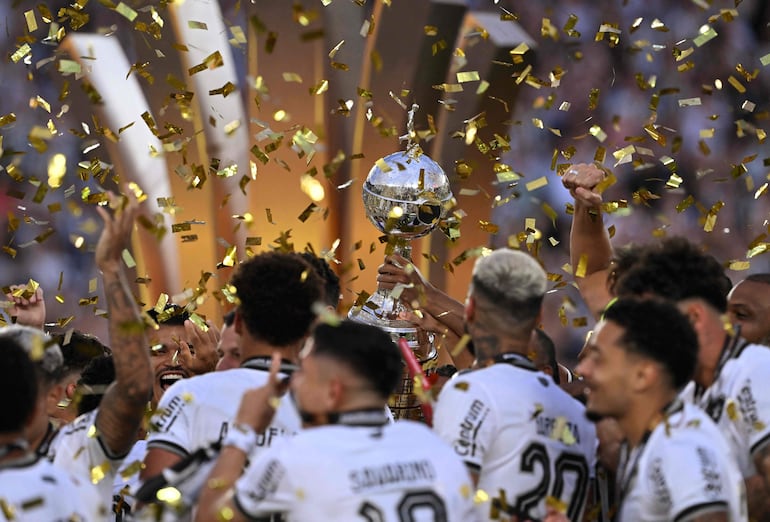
77,355 -> 115,416
615,237 -> 730,312
50,330 -> 110,376
223,310 -> 236,327
231,252 -> 323,347
0,336 -> 39,433
607,243 -> 647,295
603,297 -> 697,390
311,320 -> 402,400
146,303 -> 190,326
300,252 -> 341,309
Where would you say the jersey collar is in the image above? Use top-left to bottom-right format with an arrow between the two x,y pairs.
492,352 -> 538,371
240,356 -> 298,375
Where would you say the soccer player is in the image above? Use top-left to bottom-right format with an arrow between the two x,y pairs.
48,190 -> 153,506
140,252 -> 323,504
432,249 -> 597,521
0,333 -> 105,521
615,237 -> 770,519
547,298 -> 746,522
195,320 -> 477,521
146,303 -> 220,406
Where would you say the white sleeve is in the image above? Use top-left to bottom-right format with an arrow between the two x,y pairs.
432,376 -> 495,473
234,449 -> 294,519
52,410 -> 122,492
146,382 -> 194,457
659,438 -> 732,520
735,363 -> 770,458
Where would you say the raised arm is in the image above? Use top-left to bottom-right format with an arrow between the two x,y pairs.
563,163 -> 614,319
94,192 -> 152,457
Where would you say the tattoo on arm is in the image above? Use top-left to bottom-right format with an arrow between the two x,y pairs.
95,269 -> 152,457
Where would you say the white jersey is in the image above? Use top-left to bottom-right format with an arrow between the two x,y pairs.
618,402 -> 747,522
697,341 -> 770,477
433,359 -> 597,521
49,408 -> 125,509
146,363 -> 301,457
234,411 -> 478,521
113,439 -> 147,518
0,454 -> 107,521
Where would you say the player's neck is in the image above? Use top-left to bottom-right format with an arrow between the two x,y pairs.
621,390 -> 678,448
472,333 -> 530,366
693,316 -> 730,389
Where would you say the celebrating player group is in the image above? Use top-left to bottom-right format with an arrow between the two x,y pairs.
2,163 -> 769,522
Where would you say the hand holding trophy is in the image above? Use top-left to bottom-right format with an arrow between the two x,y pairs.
348,105 -> 453,420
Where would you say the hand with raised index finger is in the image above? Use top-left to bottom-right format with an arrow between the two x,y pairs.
234,352 -> 291,433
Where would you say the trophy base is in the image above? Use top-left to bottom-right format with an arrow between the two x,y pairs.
348,301 -> 437,422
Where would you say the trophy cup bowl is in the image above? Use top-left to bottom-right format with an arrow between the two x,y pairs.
349,147 -> 453,420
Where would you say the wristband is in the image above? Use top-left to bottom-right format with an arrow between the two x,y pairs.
222,423 -> 257,454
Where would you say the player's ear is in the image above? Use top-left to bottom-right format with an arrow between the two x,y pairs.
328,377 -> 344,409
631,359 -> 657,393
464,295 -> 476,323
65,381 -> 77,400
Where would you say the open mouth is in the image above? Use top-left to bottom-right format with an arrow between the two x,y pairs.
158,371 -> 187,391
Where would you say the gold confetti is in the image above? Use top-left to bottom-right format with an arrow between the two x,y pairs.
90,461 -> 111,484
156,487 -> 182,506
728,261 -> 750,271
121,249 -> 136,269
575,254 -> 588,278
115,2 -> 138,22
120,460 -> 144,479
25,10 -> 38,33
726,400 -> 738,421
525,176 -> 548,191
693,26 -> 718,47
11,44 -> 31,64
457,71 -> 480,83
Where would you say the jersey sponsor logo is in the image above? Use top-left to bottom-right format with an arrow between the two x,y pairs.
349,460 -> 437,494
696,446 -> 723,499
454,399 -> 488,457
219,422 -> 292,448
245,459 -> 285,503
647,457 -> 672,508
738,382 -> 760,429
152,395 -> 186,432
535,416 -> 582,445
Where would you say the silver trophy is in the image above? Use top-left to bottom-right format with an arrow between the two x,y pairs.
348,105 -> 453,420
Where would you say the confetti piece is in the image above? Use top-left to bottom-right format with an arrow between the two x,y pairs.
115,2 -> 138,22
525,176 -> 548,191
728,261 -> 750,271
693,26 -> 717,47
457,71 -> 480,83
